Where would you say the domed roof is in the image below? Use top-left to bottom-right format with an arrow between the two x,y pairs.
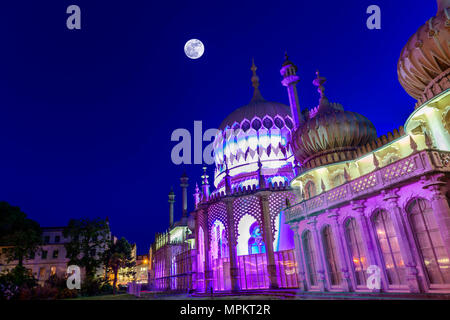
219,99 -> 292,130
290,72 -> 377,168
397,1 -> 450,101
212,60 -> 295,190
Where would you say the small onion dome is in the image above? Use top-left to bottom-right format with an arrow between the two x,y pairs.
290,72 -> 377,169
397,0 -> 450,102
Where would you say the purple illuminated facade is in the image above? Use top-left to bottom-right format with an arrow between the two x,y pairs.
150,1 -> 450,295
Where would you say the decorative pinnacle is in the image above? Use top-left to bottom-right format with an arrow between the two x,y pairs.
250,58 -> 264,102
201,167 -> 209,185
251,58 -> 259,89
373,153 -> 380,169
313,70 -> 327,99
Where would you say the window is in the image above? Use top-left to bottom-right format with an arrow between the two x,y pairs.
43,236 -> 50,244
38,267 -> 46,280
52,250 -> 59,259
41,250 -> 48,259
408,198 -> 450,284
332,174 -> 345,187
29,251 -> 35,260
322,225 -> 342,286
247,222 -> 265,254
302,230 -> 318,286
54,236 -> 60,243
50,266 -> 56,276
345,218 -> 368,286
373,210 -> 406,286
304,181 -> 316,200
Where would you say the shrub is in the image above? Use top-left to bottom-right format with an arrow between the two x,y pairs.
0,266 -> 37,300
56,288 -> 78,299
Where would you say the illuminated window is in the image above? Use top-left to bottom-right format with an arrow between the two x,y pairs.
211,220 -> 228,260
302,230 -> 318,286
38,267 -> 46,279
322,225 -> 341,286
345,218 -> 368,286
247,222 -> 265,254
50,266 -> 56,276
304,181 -> 316,200
372,210 -> 406,286
408,198 -> 450,284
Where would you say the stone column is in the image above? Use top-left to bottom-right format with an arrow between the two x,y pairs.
258,191 -> 279,289
290,223 -> 307,291
224,197 -> 240,292
424,175 -> 450,259
310,218 -> 327,292
328,210 -> 352,292
351,201 -> 380,292
382,190 -> 421,293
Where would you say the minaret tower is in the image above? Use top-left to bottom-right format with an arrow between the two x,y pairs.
280,53 -> 302,128
168,187 -> 175,227
180,171 -> 189,217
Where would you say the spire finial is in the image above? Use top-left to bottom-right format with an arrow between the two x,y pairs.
313,70 -> 327,99
250,58 -> 264,103
201,167 -> 209,185
251,58 -> 258,85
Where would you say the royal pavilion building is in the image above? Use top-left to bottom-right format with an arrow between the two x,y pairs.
149,0 -> 450,296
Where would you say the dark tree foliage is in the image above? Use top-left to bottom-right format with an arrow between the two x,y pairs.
0,202 -> 42,266
63,218 -> 110,279
103,237 -> 135,294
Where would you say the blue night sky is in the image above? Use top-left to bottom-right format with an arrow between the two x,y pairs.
0,0 -> 436,254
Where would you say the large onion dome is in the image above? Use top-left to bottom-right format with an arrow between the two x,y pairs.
397,0 -> 450,104
212,60 -> 295,192
290,72 -> 377,169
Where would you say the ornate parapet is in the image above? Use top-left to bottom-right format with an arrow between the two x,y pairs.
285,149 -> 450,223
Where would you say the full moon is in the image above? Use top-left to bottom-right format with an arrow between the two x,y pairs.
184,39 -> 204,59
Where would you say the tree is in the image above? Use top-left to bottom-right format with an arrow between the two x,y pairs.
103,237 -> 135,294
0,202 -> 42,267
63,218 -> 110,280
